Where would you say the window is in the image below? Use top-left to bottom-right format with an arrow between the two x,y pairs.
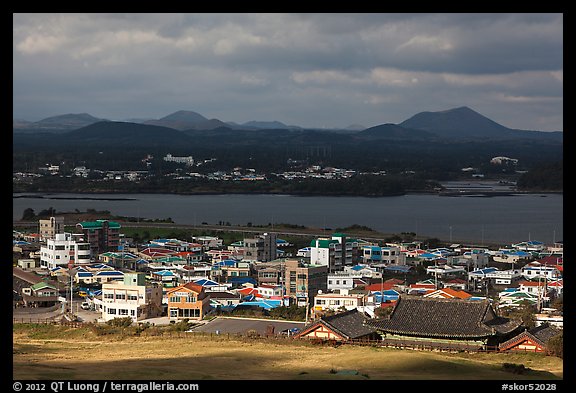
130,310 -> 135,316
108,308 -> 116,315
128,295 -> 138,301
119,309 -> 129,316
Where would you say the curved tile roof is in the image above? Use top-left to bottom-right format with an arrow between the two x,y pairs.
366,295 -> 521,339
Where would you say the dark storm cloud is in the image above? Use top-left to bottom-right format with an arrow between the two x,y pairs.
13,13 -> 562,130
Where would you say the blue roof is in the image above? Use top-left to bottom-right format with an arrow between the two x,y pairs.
214,260 -> 237,267
236,299 -> 281,310
470,267 -> 498,275
95,270 -> 124,276
194,278 -> 220,286
91,263 -> 112,269
154,270 -> 175,276
77,272 -> 93,277
228,277 -> 257,285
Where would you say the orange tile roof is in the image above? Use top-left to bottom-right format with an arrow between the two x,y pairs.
424,288 -> 472,299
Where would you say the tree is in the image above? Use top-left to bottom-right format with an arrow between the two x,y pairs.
21,208 -> 36,221
547,332 -> 563,359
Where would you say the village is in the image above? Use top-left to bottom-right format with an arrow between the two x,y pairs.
12,216 -> 563,356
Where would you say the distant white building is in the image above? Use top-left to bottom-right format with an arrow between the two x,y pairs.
163,153 -> 194,166
490,156 -> 518,165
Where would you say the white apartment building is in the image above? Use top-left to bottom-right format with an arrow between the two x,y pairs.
98,273 -> 163,322
40,232 -> 91,269
309,234 -> 361,272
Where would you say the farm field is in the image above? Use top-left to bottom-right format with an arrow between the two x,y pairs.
13,324 -> 563,381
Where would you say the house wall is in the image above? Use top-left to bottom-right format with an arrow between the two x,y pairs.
101,282 -> 162,322
507,339 -> 545,352
301,325 -> 344,341
168,289 -> 210,320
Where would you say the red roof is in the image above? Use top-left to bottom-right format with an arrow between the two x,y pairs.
365,282 -> 396,292
538,256 -> 563,265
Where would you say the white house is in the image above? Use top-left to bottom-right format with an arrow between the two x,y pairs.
485,269 -> 523,285
327,271 -> 360,292
312,290 -> 367,316
521,262 -> 561,280
257,284 -> 284,298
97,273 -> 163,322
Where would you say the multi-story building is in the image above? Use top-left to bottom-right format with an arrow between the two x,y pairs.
75,220 -> 121,258
243,233 -> 277,262
99,273 -> 163,322
38,216 -> 64,241
284,259 -> 328,307
309,233 -> 362,272
39,232 -> 91,269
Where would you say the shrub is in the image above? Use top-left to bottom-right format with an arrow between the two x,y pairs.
502,363 -> 530,374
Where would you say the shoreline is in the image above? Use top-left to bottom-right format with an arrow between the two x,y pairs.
12,189 -> 562,200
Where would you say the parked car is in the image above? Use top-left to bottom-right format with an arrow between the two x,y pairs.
80,302 -> 91,310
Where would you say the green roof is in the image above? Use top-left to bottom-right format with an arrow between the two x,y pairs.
310,239 -> 339,248
78,220 -> 121,229
31,281 -> 57,291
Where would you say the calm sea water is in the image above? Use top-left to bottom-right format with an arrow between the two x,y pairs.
13,192 -> 563,245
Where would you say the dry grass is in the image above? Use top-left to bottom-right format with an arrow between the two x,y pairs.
13,324 -> 563,380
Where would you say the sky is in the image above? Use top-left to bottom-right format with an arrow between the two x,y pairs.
13,13 -> 563,131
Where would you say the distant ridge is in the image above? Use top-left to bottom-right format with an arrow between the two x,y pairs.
398,106 -> 562,141
357,123 -> 434,140
13,106 -> 562,142
64,121 -> 192,147
241,120 -> 302,130
144,110 -> 230,131
13,113 -> 107,131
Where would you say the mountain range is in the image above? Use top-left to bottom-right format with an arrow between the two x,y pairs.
12,106 -> 563,143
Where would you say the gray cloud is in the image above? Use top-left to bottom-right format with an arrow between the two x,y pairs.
13,13 -> 563,131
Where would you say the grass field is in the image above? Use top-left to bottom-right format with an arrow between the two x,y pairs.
13,323 -> 563,381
